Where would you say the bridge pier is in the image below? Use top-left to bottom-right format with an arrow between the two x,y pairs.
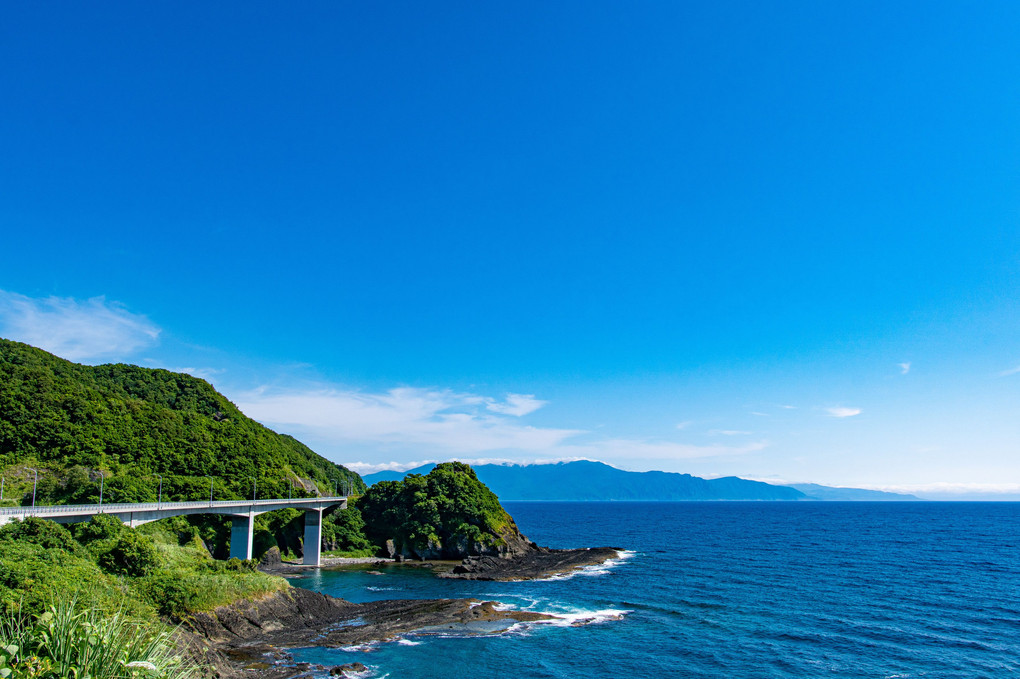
303,508 -> 323,566
230,513 -> 255,560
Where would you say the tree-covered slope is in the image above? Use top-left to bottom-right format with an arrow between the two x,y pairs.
0,337 -> 363,505
358,462 -> 534,560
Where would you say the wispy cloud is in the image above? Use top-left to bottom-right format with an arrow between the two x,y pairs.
707,429 -> 752,436
344,456 -> 597,475
873,482 -> 1020,495
232,383 -> 768,467
485,393 -> 546,417
234,386 -> 578,455
826,406 -> 862,418
998,365 -> 1020,378
0,289 -> 160,362
676,421 -> 693,430
898,362 -> 911,375
141,360 -> 224,383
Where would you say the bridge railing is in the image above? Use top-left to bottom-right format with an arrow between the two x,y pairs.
0,496 -> 347,516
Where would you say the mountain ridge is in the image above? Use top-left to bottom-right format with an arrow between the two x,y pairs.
363,461 -> 919,502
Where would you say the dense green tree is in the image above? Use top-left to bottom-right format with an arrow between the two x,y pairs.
358,462 -> 516,557
0,338 -> 364,506
0,517 -> 81,554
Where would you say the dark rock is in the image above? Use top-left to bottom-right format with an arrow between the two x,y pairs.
259,546 -> 282,567
332,662 -> 367,674
440,547 -> 622,581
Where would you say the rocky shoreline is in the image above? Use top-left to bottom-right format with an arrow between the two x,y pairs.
194,545 -> 624,677
186,588 -> 558,678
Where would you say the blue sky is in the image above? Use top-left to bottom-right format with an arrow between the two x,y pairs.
2,2 -> 1019,497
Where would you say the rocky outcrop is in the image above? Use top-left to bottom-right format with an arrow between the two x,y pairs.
441,546 -> 622,581
186,586 -> 557,677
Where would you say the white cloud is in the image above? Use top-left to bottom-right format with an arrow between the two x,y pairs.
749,411 -> 769,417
0,289 -> 160,362
232,383 -> 769,467
234,386 -> 580,455
344,456 -> 598,475
998,365 -> 1020,377
141,362 -> 225,383
826,406 -> 862,418
778,405 -> 797,410
898,362 -> 911,375
707,429 -> 752,436
872,482 -> 1020,495
485,393 -> 546,417
577,439 -> 768,461
676,421 -> 693,430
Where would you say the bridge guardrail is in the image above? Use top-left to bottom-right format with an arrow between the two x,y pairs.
0,496 -> 347,516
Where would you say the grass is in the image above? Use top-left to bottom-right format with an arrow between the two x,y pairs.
0,598 -> 198,679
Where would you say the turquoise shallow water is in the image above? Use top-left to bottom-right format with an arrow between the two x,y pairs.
286,502 -> 1020,678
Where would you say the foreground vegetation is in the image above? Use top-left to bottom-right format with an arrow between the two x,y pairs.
0,514 -> 287,678
0,598 -> 197,679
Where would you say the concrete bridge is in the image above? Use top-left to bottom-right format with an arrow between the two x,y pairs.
0,496 -> 347,566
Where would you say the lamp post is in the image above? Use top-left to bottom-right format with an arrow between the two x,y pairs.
251,477 -> 257,502
1,476 -> 4,501
149,474 -> 163,508
206,476 -> 214,506
26,468 -> 38,509
334,478 -> 339,497
98,471 -> 105,507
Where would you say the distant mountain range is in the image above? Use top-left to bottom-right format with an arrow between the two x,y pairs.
362,461 -> 919,502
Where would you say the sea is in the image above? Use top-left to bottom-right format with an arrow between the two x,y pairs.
286,502 -> 1020,678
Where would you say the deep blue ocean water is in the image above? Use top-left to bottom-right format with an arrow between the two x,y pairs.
286,502 -> 1020,678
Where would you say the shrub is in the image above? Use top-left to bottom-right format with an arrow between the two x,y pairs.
69,513 -> 126,546
93,531 -> 163,578
0,518 -> 81,555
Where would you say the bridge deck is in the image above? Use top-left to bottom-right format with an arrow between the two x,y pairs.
0,497 -> 348,565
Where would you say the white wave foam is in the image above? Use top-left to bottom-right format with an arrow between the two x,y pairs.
396,639 -> 422,646
339,642 -> 379,652
366,586 -> 399,591
533,608 -> 632,627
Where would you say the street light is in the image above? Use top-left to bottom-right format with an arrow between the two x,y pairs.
250,477 -> 257,502
26,468 -> 38,509
148,474 -> 163,508
98,471 -> 105,508
205,476 -> 214,506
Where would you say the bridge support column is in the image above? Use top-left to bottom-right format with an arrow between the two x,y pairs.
230,513 -> 254,560
303,509 -> 323,566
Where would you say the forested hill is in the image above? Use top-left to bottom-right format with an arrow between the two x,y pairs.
0,338 -> 364,506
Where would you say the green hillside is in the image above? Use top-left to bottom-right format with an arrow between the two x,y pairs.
0,337 -> 364,506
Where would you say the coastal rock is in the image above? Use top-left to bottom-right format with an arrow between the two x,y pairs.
189,588 -> 559,676
331,662 -> 367,675
259,546 -> 282,568
441,547 -> 622,581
